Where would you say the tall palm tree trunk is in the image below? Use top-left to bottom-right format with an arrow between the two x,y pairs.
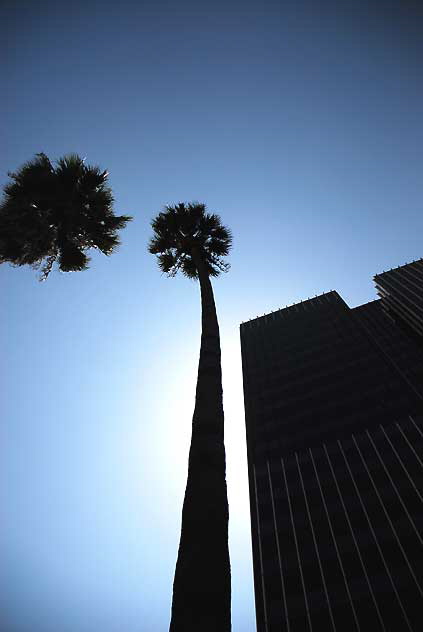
169,253 -> 231,632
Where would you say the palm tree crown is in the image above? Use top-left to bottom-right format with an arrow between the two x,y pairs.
0,153 -> 132,280
149,202 -> 232,278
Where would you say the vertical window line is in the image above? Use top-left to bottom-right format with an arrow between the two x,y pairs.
380,425 -> 423,504
409,415 -> 423,441
323,445 -> 386,632
267,460 -> 291,632
281,457 -> 313,632
338,440 -> 413,632
296,454 -> 337,632
309,449 -> 361,632
366,430 -> 423,546
253,464 -> 269,632
396,423 -> 423,470
352,435 -> 423,597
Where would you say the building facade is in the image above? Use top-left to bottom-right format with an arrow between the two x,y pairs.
375,259 -> 423,338
240,261 -> 423,631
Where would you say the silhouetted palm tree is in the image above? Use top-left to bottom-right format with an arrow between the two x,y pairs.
149,202 -> 232,631
0,153 -> 131,280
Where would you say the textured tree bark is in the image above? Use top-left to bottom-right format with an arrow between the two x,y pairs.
169,252 -> 231,632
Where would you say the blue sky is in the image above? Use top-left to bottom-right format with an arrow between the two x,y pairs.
1,1 -> 422,630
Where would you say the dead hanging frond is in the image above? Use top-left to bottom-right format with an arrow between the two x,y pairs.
38,253 -> 57,281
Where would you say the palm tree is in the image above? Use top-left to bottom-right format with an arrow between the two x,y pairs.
149,202 -> 232,631
0,153 -> 131,280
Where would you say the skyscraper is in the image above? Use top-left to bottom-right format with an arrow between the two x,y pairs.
240,261 -> 423,631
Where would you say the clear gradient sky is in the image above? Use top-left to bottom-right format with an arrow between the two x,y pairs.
1,1 -> 422,630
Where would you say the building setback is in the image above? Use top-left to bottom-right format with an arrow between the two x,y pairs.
240,260 -> 423,632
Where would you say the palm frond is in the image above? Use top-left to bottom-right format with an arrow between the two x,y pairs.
158,251 -> 179,276
59,242 -> 90,272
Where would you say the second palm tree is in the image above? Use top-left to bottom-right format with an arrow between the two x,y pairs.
149,202 -> 232,631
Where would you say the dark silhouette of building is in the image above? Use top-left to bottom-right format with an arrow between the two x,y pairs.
240,260 -> 423,631
375,260 -> 423,338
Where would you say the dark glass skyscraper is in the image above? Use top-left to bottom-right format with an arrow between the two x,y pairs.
240,261 -> 423,631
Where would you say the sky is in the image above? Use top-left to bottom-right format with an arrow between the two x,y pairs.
1,1 -> 422,630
